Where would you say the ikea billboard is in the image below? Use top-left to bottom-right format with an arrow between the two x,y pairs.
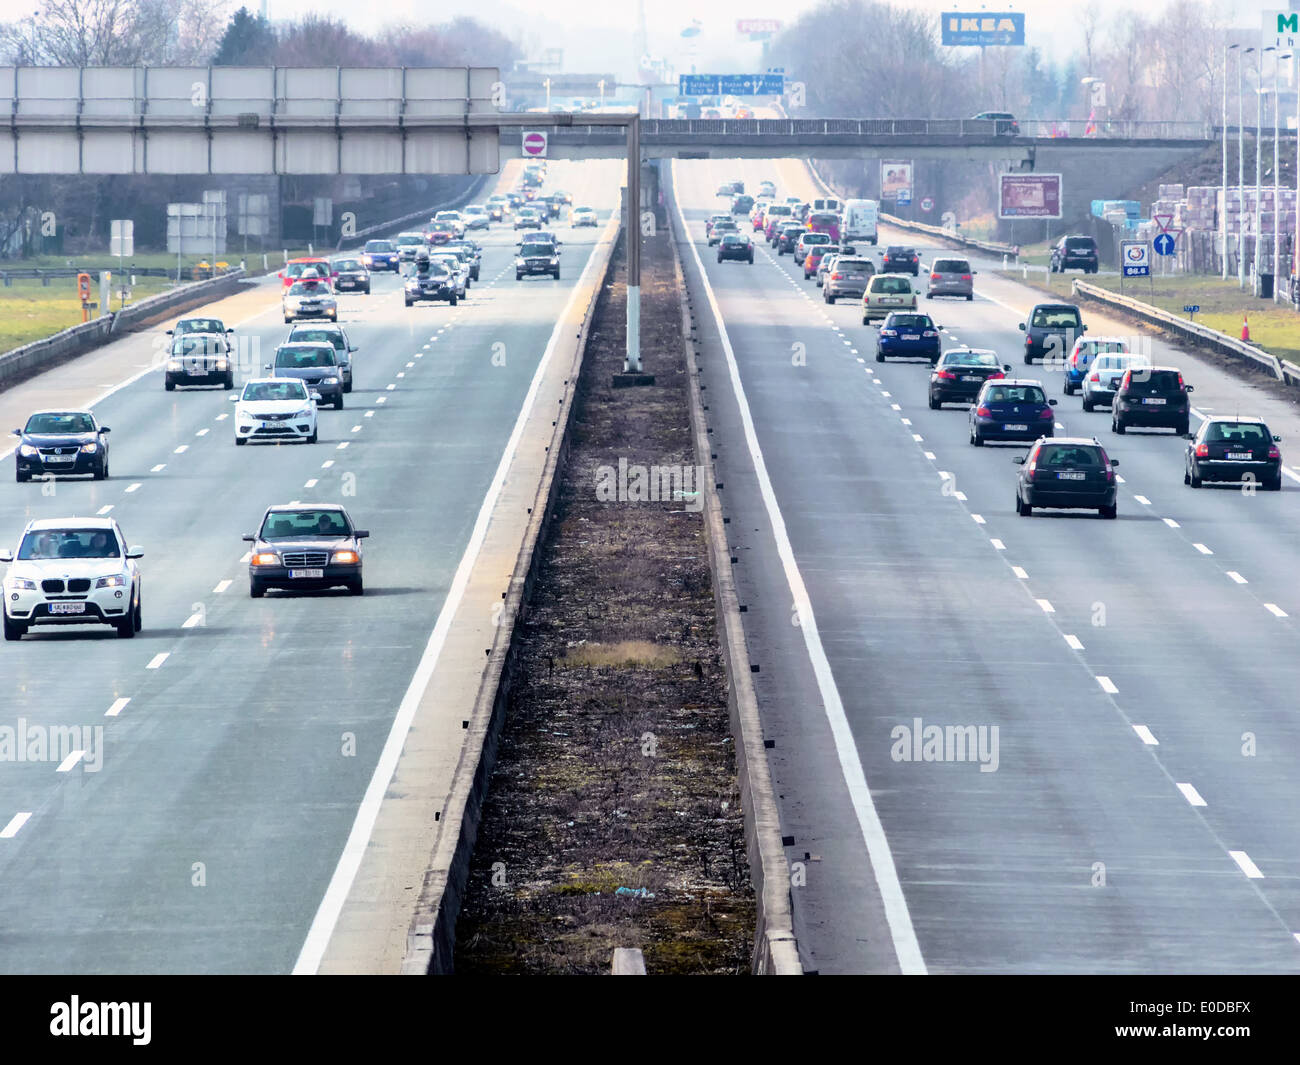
941,13 -> 1026,47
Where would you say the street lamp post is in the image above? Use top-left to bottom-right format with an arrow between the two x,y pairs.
1256,47 -> 1275,295
1224,43 -> 1238,279
1240,47 -> 1253,289
1275,54 -> 1291,303
544,77 -> 551,111
1295,52 -> 1299,307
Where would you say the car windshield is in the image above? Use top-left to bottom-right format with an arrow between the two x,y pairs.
985,385 -> 1046,404
243,381 -> 308,402
1125,369 -> 1181,394
287,262 -> 328,278
1031,308 -> 1082,328
276,347 -> 335,368
365,241 -> 394,252
465,206 -> 486,214
175,318 -> 223,334
721,235 -> 744,244
521,244 -> 554,256
172,336 -> 225,356
1038,445 -> 1102,467
289,330 -> 343,351
945,350 -> 998,367
804,234 -> 831,244
767,206 -> 791,216
25,412 -> 94,434
435,212 -> 459,221
333,259 -> 361,272
1081,341 -> 1128,355
933,260 -> 969,273
886,247 -> 910,255
1093,355 -> 1138,372
397,235 -> 424,246
1066,237 -> 1097,249
1207,422 -> 1269,443
889,315 -> 931,330
260,509 -> 351,539
875,277 -> 913,294
288,281 -> 329,296
19,528 -> 120,560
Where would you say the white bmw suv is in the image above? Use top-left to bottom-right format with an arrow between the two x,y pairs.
232,378 -> 319,445
1,518 -> 143,640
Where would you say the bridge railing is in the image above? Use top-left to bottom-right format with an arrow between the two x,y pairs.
638,118 -> 1215,141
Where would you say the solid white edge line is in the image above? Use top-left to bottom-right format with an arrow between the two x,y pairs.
292,212 -> 619,976
670,166 -> 926,975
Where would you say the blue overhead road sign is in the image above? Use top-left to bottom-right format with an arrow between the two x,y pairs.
679,74 -> 784,96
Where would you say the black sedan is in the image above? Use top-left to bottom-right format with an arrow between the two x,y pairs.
717,234 -> 754,263
1185,417 -> 1282,490
929,348 -> 1010,408
330,256 -> 371,294
776,223 -> 806,255
14,409 -> 111,482
969,379 -> 1057,446
244,504 -> 368,597
882,246 -> 920,275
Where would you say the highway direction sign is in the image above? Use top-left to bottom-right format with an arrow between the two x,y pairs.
678,74 -> 784,95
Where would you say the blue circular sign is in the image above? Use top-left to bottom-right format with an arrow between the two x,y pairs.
1154,233 -> 1176,256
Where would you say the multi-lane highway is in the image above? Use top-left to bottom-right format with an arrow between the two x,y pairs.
674,157 -> 1300,974
0,161 -> 621,973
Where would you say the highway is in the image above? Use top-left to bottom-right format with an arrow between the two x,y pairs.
0,160 -> 622,973
673,157 -> 1300,974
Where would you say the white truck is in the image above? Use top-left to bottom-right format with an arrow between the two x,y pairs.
841,199 -> 879,245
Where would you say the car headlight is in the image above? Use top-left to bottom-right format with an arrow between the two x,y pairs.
251,552 -> 279,566
94,574 -> 127,588
294,407 -> 314,419
515,258 -> 524,266
322,377 -> 338,385
80,442 -> 99,453
331,550 -> 360,565
362,255 -> 372,265
18,444 -> 38,458
550,257 -> 559,264
167,359 -> 182,370
405,280 -> 418,289
237,408 -> 256,421
215,359 -> 228,370
6,577 -> 35,590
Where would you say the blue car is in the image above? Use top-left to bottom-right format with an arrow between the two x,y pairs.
969,378 -> 1057,446
876,312 -> 941,363
361,239 -> 400,272
1063,336 -> 1130,395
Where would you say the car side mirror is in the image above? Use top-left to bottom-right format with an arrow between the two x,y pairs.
1018,322 -> 1026,331
11,429 -> 20,436
1273,434 -> 1282,442
1081,325 -> 1088,333
971,270 -> 978,275
1183,433 -> 1195,441
242,534 -> 255,542
1109,459 -> 1119,467
0,550 -> 11,562
349,345 -> 357,352
1013,456 -> 1026,464
126,547 -> 144,560
309,393 -> 322,403
1048,399 -> 1058,406
165,329 -> 174,335
1185,385 -> 1194,393
99,427 -> 111,433
229,395 -> 240,402
226,327 -> 234,333
354,530 -> 370,539
1003,365 -> 1012,372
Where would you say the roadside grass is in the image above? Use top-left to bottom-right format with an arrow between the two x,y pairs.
0,276 -> 180,353
994,269 -> 1300,366
0,249 -> 316,274
558,640 -> 683,670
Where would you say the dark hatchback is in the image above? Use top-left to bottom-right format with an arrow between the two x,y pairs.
1112,366 -> 1192,434
330,257 -> 371,294
1185,417 -> 1282,490
14,410 -> 110,482
1020,302 -> 1085,364
717,234 -> 754,263
269,343 -> 345,409
882,246 -> 920,275
1014,437 -> 1118,518
877,312 -> 941,362
969,379 -> 1057,445
1050,235 -> 1100,274
929,348 -> 1010,407
362,240 -> 399,271
244,505 -> 368,597
776,223 -> 805,254
732,194 -> 754,215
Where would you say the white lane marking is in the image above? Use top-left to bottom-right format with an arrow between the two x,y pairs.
96,505 -> 114,516
182,612 -> 203,629
125,483 -> 141,493
1176,782 -> 1207,807
1193,543 -> 1213,555
321,460 -> 334,469
386,384 -> 396,392
304,479 -> 318,488
954,491 -> 967,501
215,413 -> 228,422
195,428 -> 209,437
924,451 -> 936,460
174,445 -> 188,454
1229,851 -> 1265,879
55,750 -> 85,773
660,179 -> 926,976
1036,599 -> 1055,613
105,697 -> 130,718
350,425 -> 362,433
406,361 -> 414,368
971,513 -> 985,524
990,538 -> 1006,550
912,434 -> 923,442
880,390 -> 891,397
1163,518 -> 1180,528
1132,724 -> 1159,745
396,372 -> 405,379
1284,466 -> 1300,484
1134,495 -> 1151,505
151,464 -> 166,473
146,653 -> 169,670
1054,422 -> 1064,430
1265,603 -> 1288,617
1115,474 -> 1125,484
239,551 -> 251,563
213,580 -> 231,594
1064,634 -> 1084,650
364,410 -> 375,418
294,210 -> 624,975
336,442 -> 349,450
901,418 -> 911,426
0,813 -> 32,839
891,403 -> 901,410
1226,571 -> 1247,584
1096,675 -> 1118,694
1011,566 -> 1028,579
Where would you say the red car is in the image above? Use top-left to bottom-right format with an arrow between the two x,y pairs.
807,211 -> 841,242
278,257 -> 334,289
802,244 -> 837,280
424,224 -> 456,245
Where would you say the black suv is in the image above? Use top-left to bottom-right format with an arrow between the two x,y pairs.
1112,366 -> 1192,434
882,246 -> 920,275
1014,437 -> 1118,519
776,223 -> 805,255
1020,302 -> 1085,364
1050,235 -> 1100,274
1185,417 -> 1282,490
732,194 -> 754,215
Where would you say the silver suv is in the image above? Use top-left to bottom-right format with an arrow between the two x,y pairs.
927,257 -> 975,300
823,256 -> 875,303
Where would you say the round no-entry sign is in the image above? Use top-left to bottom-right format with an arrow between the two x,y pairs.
920,196 -> 934,212
522,130 -> 548,158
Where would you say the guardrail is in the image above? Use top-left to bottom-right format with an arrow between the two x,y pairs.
0,265 -> 179,285
0,268 -> 247,391
878,212 -> 1018,258
341,174 -> 490,249
1071,279 -> 1300,386
643,117 -> 1214,141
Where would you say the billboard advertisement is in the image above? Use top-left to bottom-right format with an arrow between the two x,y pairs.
881,160 -> 913,200
998,173 -> 1062,219
941,13 -> 1026,47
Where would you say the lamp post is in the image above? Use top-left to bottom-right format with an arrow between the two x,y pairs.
1256,46 -> 1275,295
544,77 -> 551,111
1240,47 -> 1253,289
1224,43 -> 1239,279
1275,54 -> 1291,303
1295,52 -> 1299,307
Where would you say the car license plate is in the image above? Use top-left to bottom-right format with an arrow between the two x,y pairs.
1057,471 -> 1086,480
339,280 -> 355,287
1227,451 -> 1252,460
289,569 -> 324,579
1143,397 -> 1166,405
903,334 -> 920,340
883,298 -> 901,304
49,602 -> 85,614
44,454 -> 74,463
1004,424 -> 1028,431
961,375 -> 981,382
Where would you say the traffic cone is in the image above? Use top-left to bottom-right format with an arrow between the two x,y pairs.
1242,312 -> 1251,342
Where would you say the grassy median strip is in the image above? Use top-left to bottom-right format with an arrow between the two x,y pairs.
453,227 -> 754,974
0,277 -> 180,354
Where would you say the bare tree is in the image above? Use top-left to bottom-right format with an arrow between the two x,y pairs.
0,0 -> 231,65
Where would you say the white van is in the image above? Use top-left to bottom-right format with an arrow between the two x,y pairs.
842,199 -> 879,245
812,197 -> 841,213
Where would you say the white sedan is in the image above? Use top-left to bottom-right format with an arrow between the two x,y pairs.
1,517 -> 144,640
571,206 -> 598,227
232,378 -> 318,446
